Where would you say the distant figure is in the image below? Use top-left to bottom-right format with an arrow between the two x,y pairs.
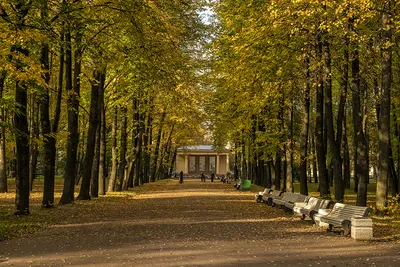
179,171 -> 184,184
201,172 -> 206,182
226,172 -> 231,183
210,172 -> 215,182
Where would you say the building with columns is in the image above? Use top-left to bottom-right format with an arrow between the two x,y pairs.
176,145 -> 230,175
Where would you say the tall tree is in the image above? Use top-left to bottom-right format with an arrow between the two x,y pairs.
0,71 -> 7,193
60,14 -> 82,204
376,0 -> 393,212
299,55 -> 311,196
12,0 -> 32,215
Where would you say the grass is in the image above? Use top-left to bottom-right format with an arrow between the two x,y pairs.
0,178 -> 399,242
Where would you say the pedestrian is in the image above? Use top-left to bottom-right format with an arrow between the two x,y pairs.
210,172 -> 215,182
179,171 -> 184,184
201,172 -> 206,182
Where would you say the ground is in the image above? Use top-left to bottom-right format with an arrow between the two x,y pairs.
0,179 -> 400,266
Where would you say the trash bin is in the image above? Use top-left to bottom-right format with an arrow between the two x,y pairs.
241,179 -> 251,191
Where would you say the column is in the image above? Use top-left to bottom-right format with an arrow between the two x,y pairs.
226,153 -> 230,173
216,154 -> 220,175
184,155 -> 189,174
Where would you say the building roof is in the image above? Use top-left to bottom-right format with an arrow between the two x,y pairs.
177,145 -> 230,153
179,145 -> 214,150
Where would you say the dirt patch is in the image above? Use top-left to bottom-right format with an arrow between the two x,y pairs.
0,179 -> 400,266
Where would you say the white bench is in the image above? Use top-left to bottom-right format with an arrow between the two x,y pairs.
284,194 -> 310,211
293,197 -> 332,220
314,203 -> 372,235
262,190 -> 283,205
254,188 -> 271,203
272,192 -> 297,207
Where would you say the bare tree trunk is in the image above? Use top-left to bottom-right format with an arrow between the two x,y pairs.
98,77 -> 106,196
42,23 -> 63,207
286,96 -> 294,193
150,111 -> 166,182
315,35 -> 329,197
91,126 -> 100,198
352,48 -> 369,206
0,71 -> 7,193
377,1 -> 392,212
135,111 -> 145,185
299,55 -> 310,195
14,46 -> 31,214
311,134 -> 318,184
28,93 -> 39,192
76,69 -> 101,200
60,25 -> 81,205
343,114 -> 351,189
91,69 -> 106,197
391,103 -> 400,195
142,111 -> 152,184
116,107 -> 127,191
324,39 -> 344,202
107,107 -> 118,192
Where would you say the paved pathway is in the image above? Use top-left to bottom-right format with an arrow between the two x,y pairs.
1,180 -> 399,266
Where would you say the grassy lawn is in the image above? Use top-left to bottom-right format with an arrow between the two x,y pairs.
1,178 -> 399,242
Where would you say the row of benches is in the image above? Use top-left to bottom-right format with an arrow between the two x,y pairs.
255,188 -> 372,236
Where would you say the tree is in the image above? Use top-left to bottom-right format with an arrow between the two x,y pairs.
376,0 -> 393,213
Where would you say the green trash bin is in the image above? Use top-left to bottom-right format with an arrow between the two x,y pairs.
241,179 -> 251,191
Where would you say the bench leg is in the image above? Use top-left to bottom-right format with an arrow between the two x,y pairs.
267,198 -> 274,206
309,210 -> 317,224
342,220 -> 351,236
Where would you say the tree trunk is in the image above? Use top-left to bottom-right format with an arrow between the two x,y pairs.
299,55 -> 310,195
91,69 -> 106,197
0,71 -> 7,193
136,111 -> 145,185
60,26 -> 81,205
311,134 -> 318,184
98,75 -> 106,196
116,107 -> 127,191
351,49 -> 369,207
39,26 -> 52,206
76,69 -> 101,200
324,39 -> 344,202
389,139 -> 398,197
343,115 -> 351,189
150,111 -> 166,183
377,1 -> 392,212
274,151 -> 281,190
107,107 -> 118,192
42,25 -> 63,207
169,148 -> 177,178
241,134 -> 247,180
158,125 -> 174,180
14,46 -> 30,215
392,102 -> 400,195
126,98 -> 139,188
28,93 -> 38,192
234,143 -> 239,182
315,36 -> 329,197
91,126 -> 100,198
286,97 -> 294,193
142,111 -> 152,184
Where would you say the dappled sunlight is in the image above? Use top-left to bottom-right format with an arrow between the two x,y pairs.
132,191 -> 242,200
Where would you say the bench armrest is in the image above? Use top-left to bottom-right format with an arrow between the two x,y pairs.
294,202 -> 307,208
318,209 -> 331,216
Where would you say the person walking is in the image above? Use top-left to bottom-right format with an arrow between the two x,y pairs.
201,172 -> 206,182
179,171 -> 184,184
210,172 -> 215,182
